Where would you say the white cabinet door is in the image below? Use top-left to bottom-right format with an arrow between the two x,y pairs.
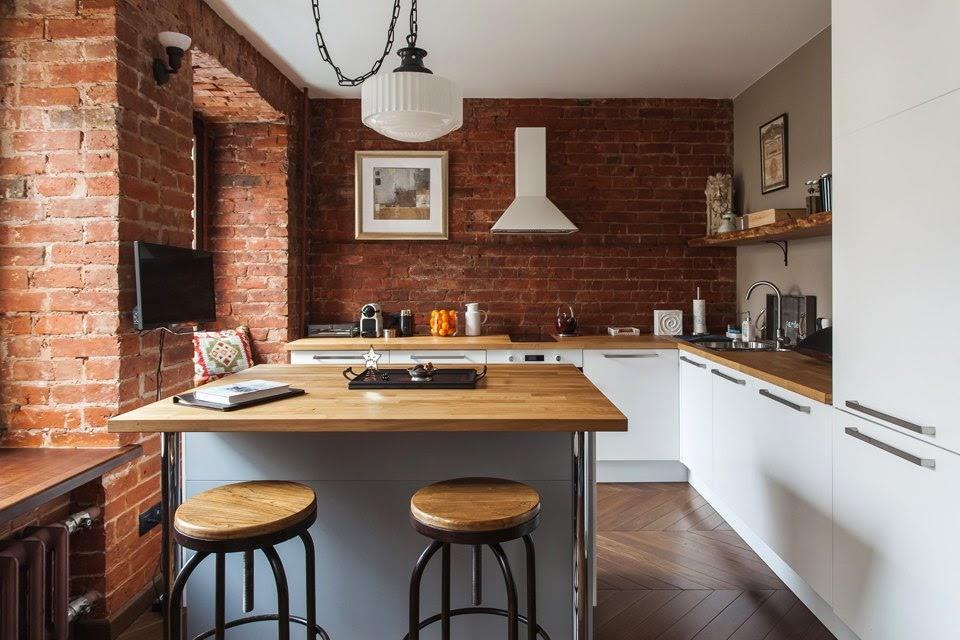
584,350 -> 679,461
833,0 -> 960,136
679,352 -> 713,485
710,364 -> 760,522
834,89 -> 960,454
833,411 -> 960,640
289,350 -> 390,365
752,384 -> 832,603
389,350 -> 486,365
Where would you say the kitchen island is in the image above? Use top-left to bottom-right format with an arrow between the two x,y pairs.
108,364 -> 625,640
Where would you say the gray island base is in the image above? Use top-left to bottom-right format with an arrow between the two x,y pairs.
180,431 -> 595,640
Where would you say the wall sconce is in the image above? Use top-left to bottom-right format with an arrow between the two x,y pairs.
153,31 -> 192,86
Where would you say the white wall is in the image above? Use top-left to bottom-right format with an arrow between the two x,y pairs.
733,29 -> 832,324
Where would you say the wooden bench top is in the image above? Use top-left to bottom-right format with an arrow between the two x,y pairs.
0,446 -> 142,523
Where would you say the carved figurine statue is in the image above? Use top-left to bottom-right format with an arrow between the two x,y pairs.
705,173 -> 733,235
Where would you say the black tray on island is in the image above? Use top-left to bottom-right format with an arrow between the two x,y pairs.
344,367 -> 487,389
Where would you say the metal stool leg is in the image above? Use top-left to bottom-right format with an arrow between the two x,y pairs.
489,543 -> 519,640
300,533 -> 317,640
262,546 -> 290,640
409,540 -> 442,640
214,552 -> 226,640
441,543 -> 451,640
523,535 -> 537,640
169,551 -> 208,640
471,545 -> 483,605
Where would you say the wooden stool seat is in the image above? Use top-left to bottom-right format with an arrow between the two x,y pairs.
410,477 -> 541,533
174,480 -> 316,542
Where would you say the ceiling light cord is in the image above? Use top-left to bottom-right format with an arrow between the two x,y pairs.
310,0 -> 420,87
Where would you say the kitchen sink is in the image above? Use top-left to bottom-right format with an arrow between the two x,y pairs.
696,340 -> 787,352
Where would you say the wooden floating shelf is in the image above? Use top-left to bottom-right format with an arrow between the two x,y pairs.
689,211 -> 832,247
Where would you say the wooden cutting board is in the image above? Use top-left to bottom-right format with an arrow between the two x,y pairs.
744,208 -> 807,228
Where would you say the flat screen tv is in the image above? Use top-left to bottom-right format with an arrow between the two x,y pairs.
133,241 -> 216,330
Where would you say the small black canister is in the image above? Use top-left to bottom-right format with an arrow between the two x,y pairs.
818,172 -> 832,212
399,309 -> 414,337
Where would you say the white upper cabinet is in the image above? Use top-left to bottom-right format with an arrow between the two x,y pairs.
833,89 -> 960,454
833,0 -> 960,136
584,350 -> 679,461
833,410 -> 960,640
679,352 -> 713,484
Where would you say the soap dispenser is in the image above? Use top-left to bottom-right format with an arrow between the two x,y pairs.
741,311 -> 754,342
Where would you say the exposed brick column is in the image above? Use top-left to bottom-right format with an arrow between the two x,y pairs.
0,0 -> 307,622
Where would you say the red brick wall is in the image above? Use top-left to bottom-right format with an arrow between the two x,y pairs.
0,0 -> 305,620
206,121 -> 290,362
308,99 -> 737,335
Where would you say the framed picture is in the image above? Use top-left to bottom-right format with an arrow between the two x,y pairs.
354,150 -> 448,240
759,113 -> 788,194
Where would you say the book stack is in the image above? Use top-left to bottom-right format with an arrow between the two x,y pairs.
193,380 -> 290,406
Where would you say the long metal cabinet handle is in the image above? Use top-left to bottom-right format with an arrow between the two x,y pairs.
759,389 -> 810,413
711,369 -> 745,385
603,353 -> 661,359
680,356 -> 706,369
411,355 -> 467,360
312,355 -> 361,360
844,427 -> 935,470
845,401 -> 935,436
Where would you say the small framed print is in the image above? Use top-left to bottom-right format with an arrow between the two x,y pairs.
759,113 -> 788,194
354,150 -> 449,240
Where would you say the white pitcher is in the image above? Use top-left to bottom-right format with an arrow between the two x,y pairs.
464,303 -> 488,336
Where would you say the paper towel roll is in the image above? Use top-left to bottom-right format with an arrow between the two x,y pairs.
693,299 -> 706,335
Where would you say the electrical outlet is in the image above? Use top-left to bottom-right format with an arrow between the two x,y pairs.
139,502 -> 162,536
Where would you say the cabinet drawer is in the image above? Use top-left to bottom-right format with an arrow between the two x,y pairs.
389,350 -> 486,365
833,411 -> 959,640
290,350 -> 389,365
584,350 -> 679,461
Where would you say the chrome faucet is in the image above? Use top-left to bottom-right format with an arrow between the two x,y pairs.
746,280 -> 788,349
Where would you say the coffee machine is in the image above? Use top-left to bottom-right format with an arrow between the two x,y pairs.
359,303 -> 383,338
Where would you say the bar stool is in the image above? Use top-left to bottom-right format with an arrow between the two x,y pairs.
168,480 -> 331,640
406,477 -> 550,640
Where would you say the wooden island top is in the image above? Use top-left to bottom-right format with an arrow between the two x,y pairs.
107,364 -> 627,433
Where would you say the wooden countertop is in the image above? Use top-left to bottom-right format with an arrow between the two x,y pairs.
0,446 -> 142,523
678,343 -> 832,404
285,333 -> 831,404
107,364 -> 627,433
285,334 -> 676,351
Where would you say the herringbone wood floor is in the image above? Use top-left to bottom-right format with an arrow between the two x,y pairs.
596,483 -> 835,640
119,482 -> 836,639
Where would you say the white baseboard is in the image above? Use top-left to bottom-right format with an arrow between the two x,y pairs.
597,460 -> 689,482
687,471 -> 860,640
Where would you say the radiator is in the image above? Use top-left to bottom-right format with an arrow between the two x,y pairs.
0,508 -> 102,640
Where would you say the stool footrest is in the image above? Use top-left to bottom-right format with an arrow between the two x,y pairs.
192,614 -> 330,640
404,607 -> 551,640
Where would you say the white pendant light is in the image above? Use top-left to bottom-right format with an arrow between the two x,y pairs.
311,0 -> 462,143
361,67 -> 462,143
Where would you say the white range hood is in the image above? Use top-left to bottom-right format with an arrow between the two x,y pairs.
491,128 -> 578,234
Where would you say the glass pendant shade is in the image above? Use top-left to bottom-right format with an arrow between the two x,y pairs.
361,71 -> 463,143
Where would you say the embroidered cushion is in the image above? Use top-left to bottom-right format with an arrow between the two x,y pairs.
192,326 -> 254,386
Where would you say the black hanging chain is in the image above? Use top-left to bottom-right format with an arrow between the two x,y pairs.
310,0 -> 418,87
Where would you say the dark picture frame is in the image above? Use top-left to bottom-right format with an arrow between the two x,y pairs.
759,113 -> 788,194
